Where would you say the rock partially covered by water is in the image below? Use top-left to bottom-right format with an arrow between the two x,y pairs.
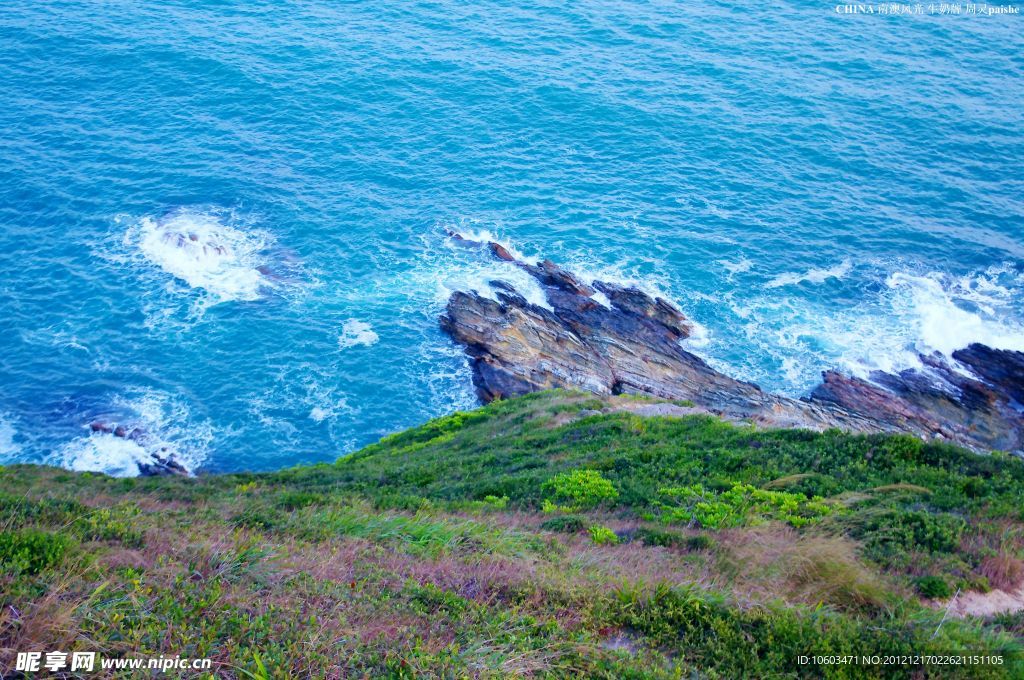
810,347 -> 1024,454
136,453 -> 189,477
87,421 -> 190,477
440,236 -> 885,434
439,234 -> 1024,455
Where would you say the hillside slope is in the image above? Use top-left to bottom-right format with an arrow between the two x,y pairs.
2,390 -> 1024,678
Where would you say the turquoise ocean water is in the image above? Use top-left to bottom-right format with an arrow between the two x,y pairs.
1,1 -> 1022,474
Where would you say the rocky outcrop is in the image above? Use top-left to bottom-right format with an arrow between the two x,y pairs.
88,421 -> 189,476
439,234 -> 1024,454
810,349 -> 1024,454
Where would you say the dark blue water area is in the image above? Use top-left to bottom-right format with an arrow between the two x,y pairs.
1,1 -> 1021,474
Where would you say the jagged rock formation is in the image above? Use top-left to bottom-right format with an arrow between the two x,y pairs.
811,347 -> 1024,454
439,234 -> 1024,454
88,421 -> 190,476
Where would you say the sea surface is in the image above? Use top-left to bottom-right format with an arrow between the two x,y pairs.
1,1 -> 1022,475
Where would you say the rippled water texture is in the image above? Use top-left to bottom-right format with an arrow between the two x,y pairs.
1,1 -> 1022,473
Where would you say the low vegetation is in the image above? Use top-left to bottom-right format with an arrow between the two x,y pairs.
2,389 -> 1023,677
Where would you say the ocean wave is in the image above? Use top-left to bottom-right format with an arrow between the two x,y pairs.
406,224 -> 555,311
338,319 -> 380,350
55,390 -> 213,477
765,260 -> 852,289
415,339 -> 480,415
59,432 -> 158,478
247,365 -> 353,432
714,262 -> 1024,395
884,267 -> 1024,358
124,207 -> 274,304
718,257 -> 753,279
0,414 -> 20,462
680,318 -> 713,350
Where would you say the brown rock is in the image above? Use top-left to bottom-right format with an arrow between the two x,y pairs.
438,233 -> 1024,454
488,242 -> 516,262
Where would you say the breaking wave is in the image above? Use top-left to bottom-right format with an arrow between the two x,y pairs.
125,207 -> 274,303
56,390 -> 213,477
716,261 -> 1024,394
0,414 -> 20,462
338,319 -> 380,350
766,260 -> 853,289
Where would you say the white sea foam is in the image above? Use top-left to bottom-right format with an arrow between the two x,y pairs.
443,226 -> 534,263
884,268 -> 1024,357
680,318 -> 712,350
410,226 -> 555,311
0,414 -> 20,462
717,262 -> 1024,395
766,260 -> 852,288
128,208 -> 271,303
246,364 -> 353,433
308,394 -> 351,423
416,339 -> 480,415
338,319 -> 380,349
829,267 -> 1024,382
719,257 -> 753,279
60,433 -> 154,478
56,390 -> 212,477
780,356 -> 802,385
591,289 -> 613,308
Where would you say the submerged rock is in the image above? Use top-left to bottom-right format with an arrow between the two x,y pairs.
440,233 -> 1023,454
136,452 -> 189,477
86,421 -> 190,477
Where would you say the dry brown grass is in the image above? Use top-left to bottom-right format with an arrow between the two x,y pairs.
0,562 -> 96,670
716,525 -> 894,612
980,552 -> 1024,592
868,483 -> 932,495
762,473 -> 818,490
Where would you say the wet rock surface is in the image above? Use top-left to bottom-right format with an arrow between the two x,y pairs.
439,234 -> 1023,454
87,421 -> 190,476
810,348 -> 1024,454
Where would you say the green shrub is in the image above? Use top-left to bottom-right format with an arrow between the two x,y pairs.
75,506 -> 144,547
232,507 -> 282,530
407,581 -> 468,615
876,434 -> 924,464
634,527 -> 684,548
373,493 -> 434,512
851,508 -> 966,567
993,610 -> 1024,635
916,575 -> 952,599
481,495 -> 507,509
402,411 -> 484,447
657,482 -> 835,529
607,582 -> 999,678
0,493 -> 86,527
541,469 -> 618,512
277,491 -> 323,511
685,534 -> 715,552
588,525 -> 619,546
540,515 -> 586,533
0,529 -> 69,574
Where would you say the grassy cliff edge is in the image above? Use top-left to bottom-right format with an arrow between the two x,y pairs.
2,390 -> 1024,678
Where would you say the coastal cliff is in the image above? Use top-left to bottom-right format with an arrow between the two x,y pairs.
4,390 -> 1024,677
440,233 -> 1024,455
